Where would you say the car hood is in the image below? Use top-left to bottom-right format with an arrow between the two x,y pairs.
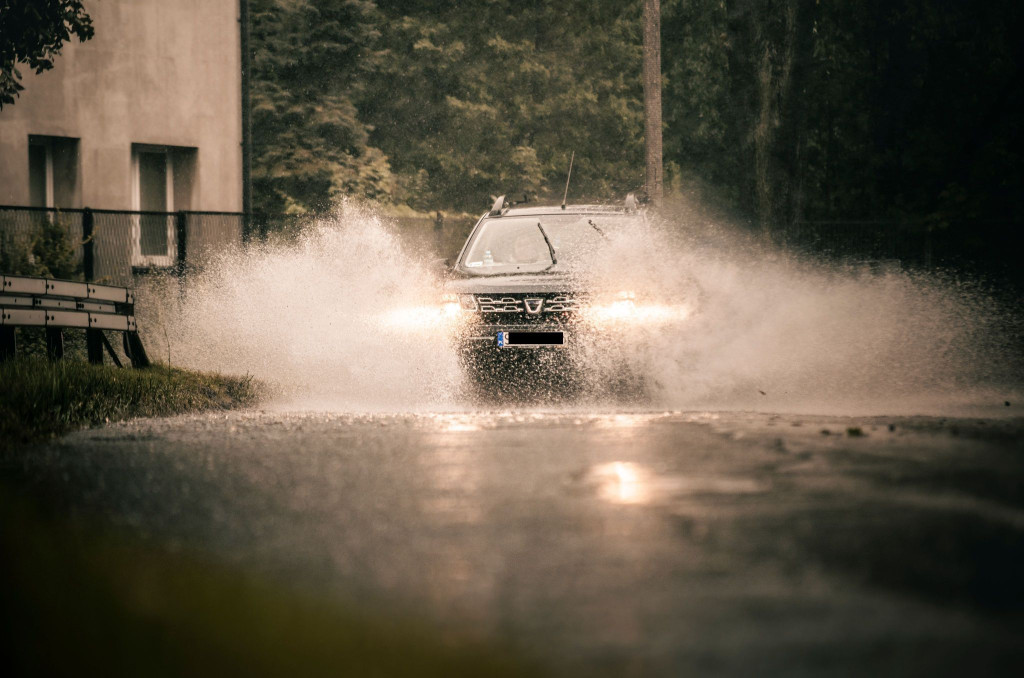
444,272 -> 578,295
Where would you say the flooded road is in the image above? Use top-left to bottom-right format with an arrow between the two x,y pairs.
10,409 -> 1024,675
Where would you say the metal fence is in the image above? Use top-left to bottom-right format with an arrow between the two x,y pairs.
0,206 -> 245,284
0,206 -> 481,285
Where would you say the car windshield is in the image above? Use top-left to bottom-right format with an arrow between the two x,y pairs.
459,214 -> 639,275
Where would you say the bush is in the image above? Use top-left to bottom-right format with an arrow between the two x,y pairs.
0,213 -> 82,279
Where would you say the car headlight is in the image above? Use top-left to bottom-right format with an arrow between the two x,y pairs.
384,294 -> 468,329
587,290 -> 635,321
586,290 -> 690,325
604,290 -> 636,318
440,292 -> 461,318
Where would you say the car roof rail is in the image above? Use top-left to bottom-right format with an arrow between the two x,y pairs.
488,194 -> 507,216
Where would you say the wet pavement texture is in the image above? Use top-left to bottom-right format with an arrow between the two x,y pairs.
6,410 -> 1024,675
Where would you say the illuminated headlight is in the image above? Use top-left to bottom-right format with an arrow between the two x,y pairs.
586,290 -> 690,325
604,290 -> 636,318
440,292 -> 462,317
384,294 -> 466,329
588,290 -> 636,320
458,294 -> 478,311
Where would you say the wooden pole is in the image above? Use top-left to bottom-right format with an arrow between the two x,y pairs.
642,0 -> 663,204
240,0 -> 254,240
83,207 -> 103,364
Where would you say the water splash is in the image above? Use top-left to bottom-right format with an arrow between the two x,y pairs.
139,204 -> 460,410
572,215 -> 1020,415
138,201 -> 1021,416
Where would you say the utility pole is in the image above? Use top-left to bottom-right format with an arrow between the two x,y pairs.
240,0 -> 254,239
642,0 -> 663,205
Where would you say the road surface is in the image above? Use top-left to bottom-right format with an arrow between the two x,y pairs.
7,408 -> 1024,675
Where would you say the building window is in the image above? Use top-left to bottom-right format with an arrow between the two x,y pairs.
28,135 -> 80,208
131,144 -> 197,266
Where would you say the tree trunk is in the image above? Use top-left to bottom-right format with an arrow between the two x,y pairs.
642,0 -> 663,204
753,0 -> 799,237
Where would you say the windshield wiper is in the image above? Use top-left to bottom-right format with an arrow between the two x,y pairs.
587,218 -> 606,237
536,222 -> 557,268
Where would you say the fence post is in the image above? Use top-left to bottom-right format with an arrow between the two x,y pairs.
82,207 -> 104,364
176,210 -> 188,276
0,327 -> 15,363
45,328 -> 64,362
123,331 -> 151,368
82,207 -> 95,281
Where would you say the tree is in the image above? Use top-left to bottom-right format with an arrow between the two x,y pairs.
250,0 -> 391,214
642,0 -> 663,204
661,0 -> 1022,261
363,1 -> 644,212
0,0 -> 93,108
243,0 -> 1023,280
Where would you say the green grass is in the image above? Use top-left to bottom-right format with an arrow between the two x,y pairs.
0,487 -> 536,677
0,358 -> 262,452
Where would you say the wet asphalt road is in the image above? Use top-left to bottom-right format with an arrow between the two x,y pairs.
7,409 -> 1024,675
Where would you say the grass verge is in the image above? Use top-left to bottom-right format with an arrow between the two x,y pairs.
0,358 -> 262,452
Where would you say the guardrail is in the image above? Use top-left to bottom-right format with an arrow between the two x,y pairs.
0,274 -> 149,367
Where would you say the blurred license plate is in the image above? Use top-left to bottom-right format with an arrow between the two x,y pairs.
497,331 -> 565,348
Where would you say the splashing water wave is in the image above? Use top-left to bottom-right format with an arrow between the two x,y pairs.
574,216 -> 1020,415
139,203 -> 1021,416
142,205 -> 459,410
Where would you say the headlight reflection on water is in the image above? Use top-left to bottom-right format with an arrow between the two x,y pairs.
591,462 -> 650,505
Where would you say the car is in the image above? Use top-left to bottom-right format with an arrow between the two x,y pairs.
439,193 -> 692,400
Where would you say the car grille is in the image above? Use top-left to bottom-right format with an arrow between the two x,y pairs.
476,296 -> 524,313
542,295 -> 580,313
470,293 -> 581,321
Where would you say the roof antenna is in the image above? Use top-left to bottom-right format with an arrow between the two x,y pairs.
560,151 -> 575,210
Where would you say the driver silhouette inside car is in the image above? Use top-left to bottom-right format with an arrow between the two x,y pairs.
504,231 -> 545,264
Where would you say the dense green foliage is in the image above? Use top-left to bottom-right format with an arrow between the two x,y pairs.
251,0 -> 1022,271
251,0 -> 645,213
363,1 -> 645,212
0,360 -> 261,451
250,0 -> 390,213
0,215 -> 82,278
661,0 -> 1024,240
0,0 -> 94,107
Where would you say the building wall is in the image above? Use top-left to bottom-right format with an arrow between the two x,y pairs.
0,0 -> 242,212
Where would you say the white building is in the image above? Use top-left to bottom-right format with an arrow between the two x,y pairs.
0,0 -> 245,269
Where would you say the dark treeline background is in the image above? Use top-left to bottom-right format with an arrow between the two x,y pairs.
250,0 -> 1023,275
